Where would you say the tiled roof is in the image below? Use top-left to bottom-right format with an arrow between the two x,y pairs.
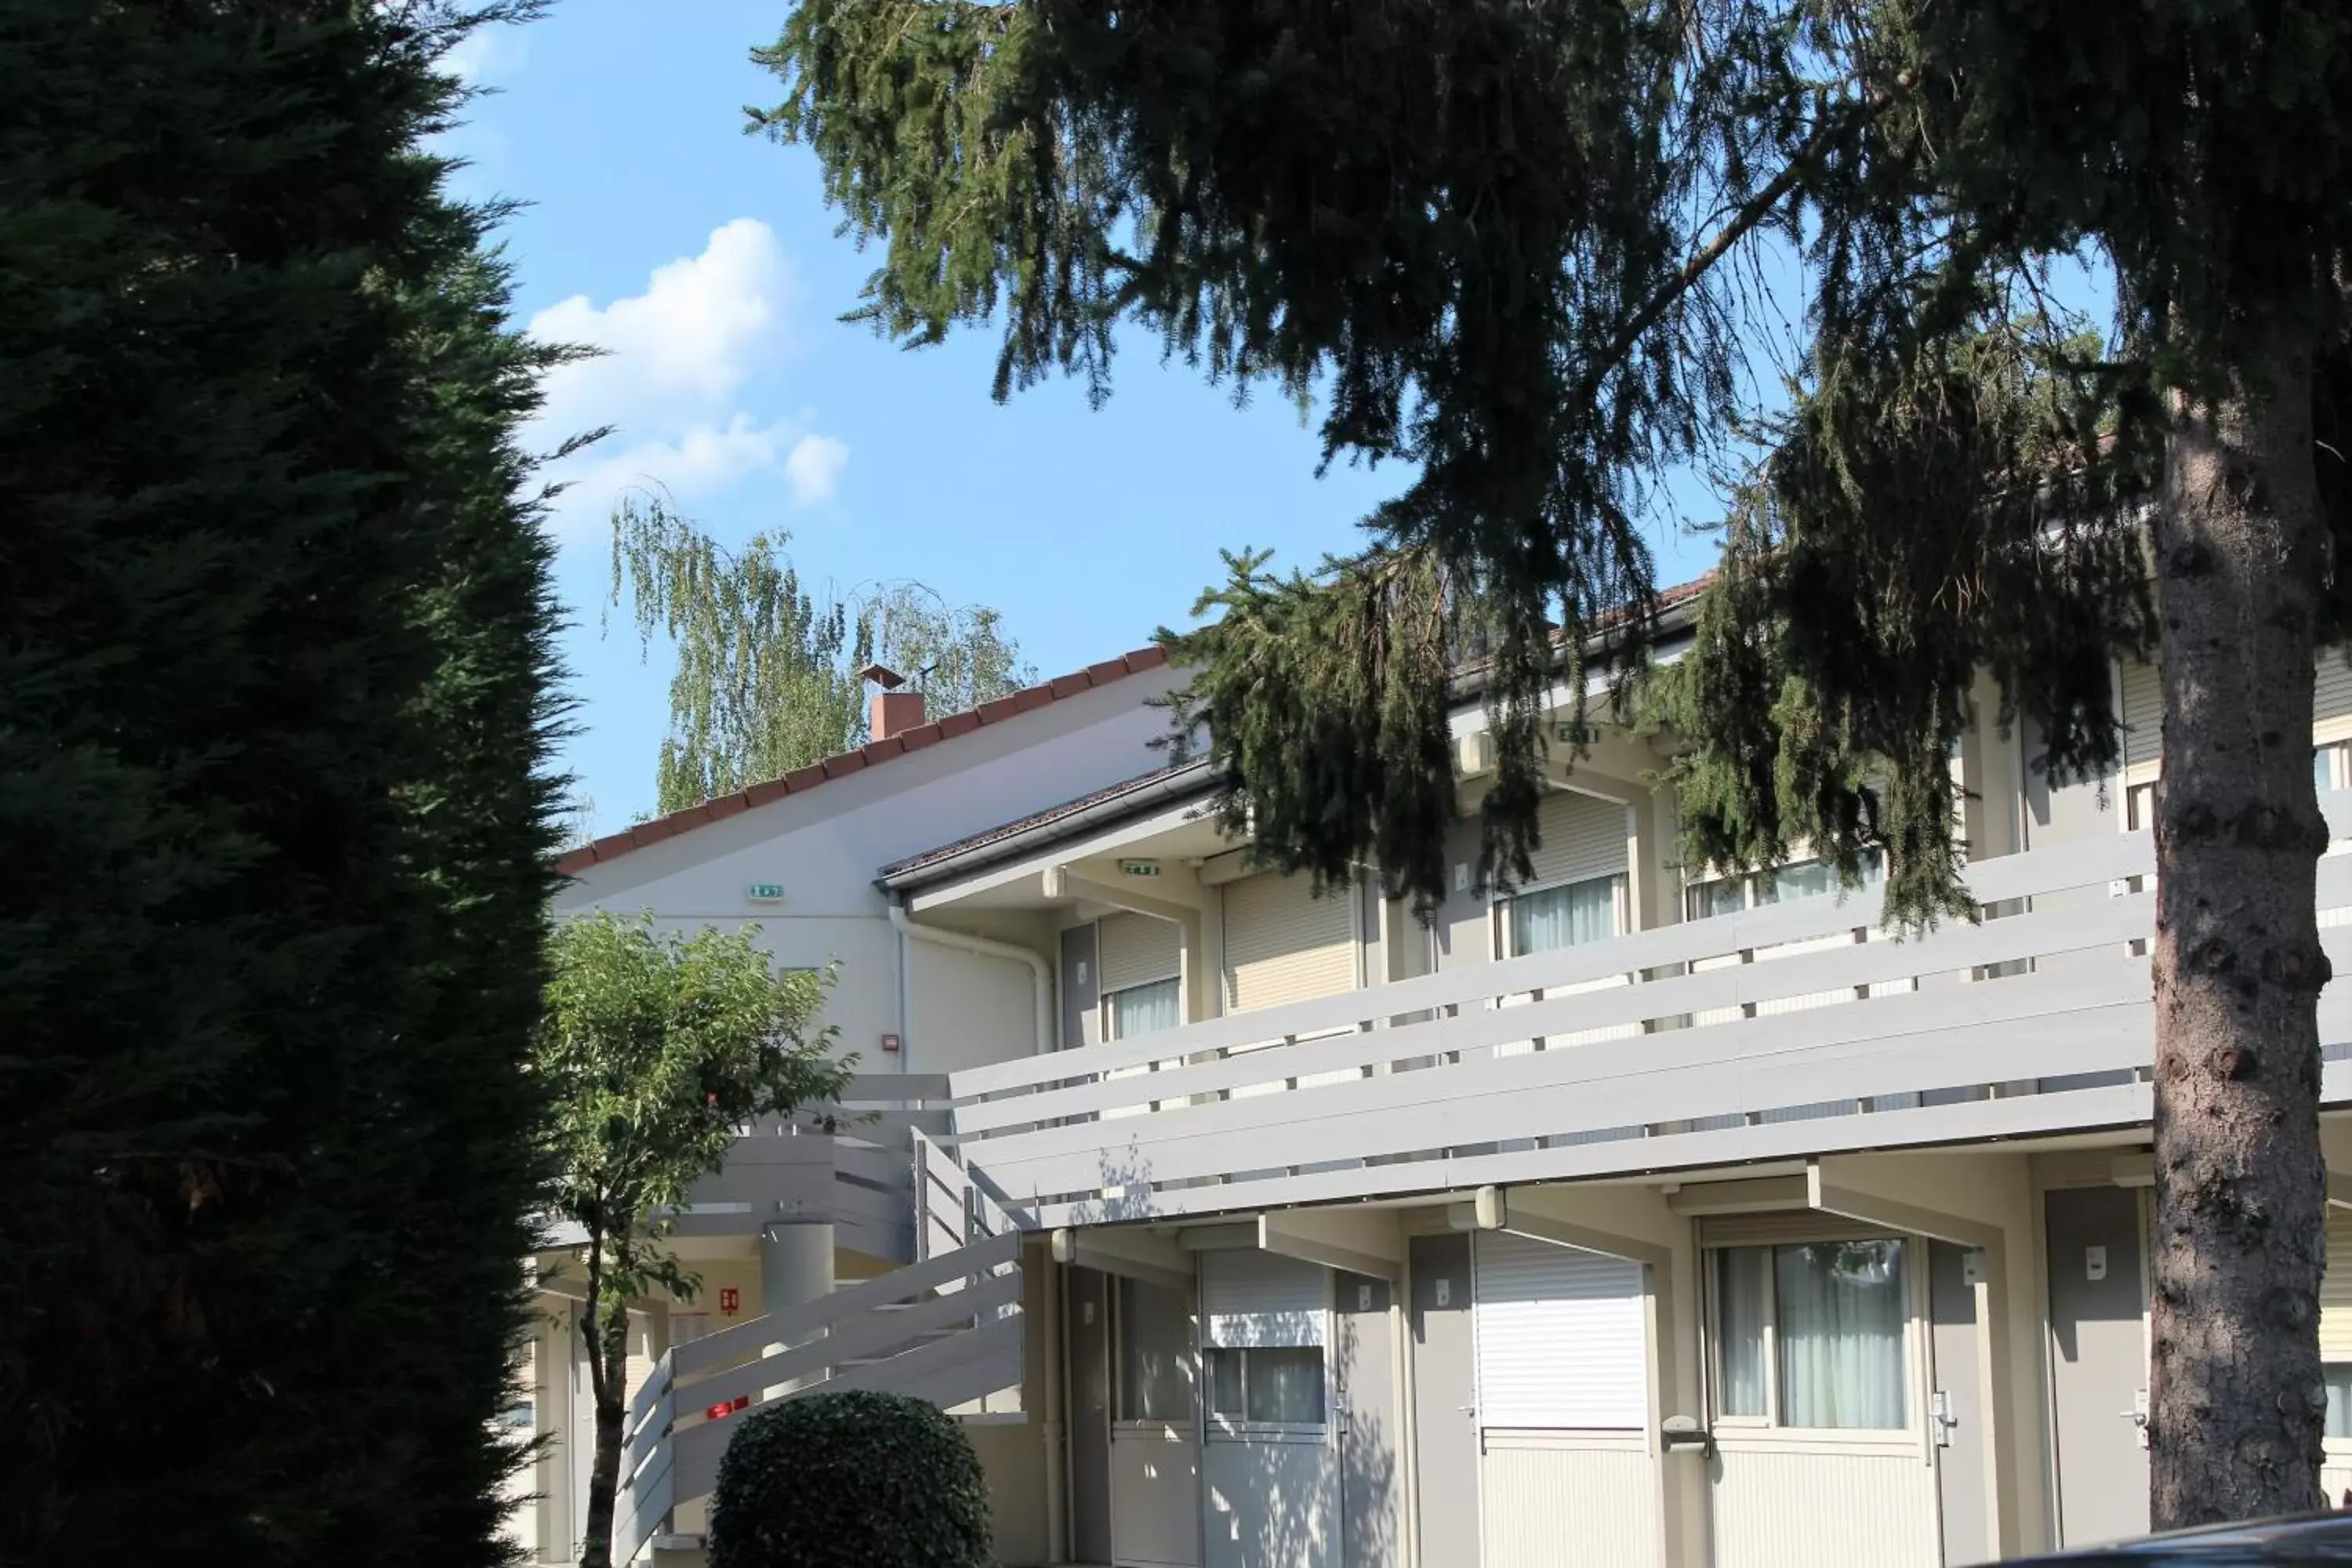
555,571 -> 1719,880
876,758 -> 1214,882
554,645 -> 1172,877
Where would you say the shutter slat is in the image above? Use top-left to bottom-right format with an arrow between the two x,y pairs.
2322,655 -> 2352,728
1696,1211 -> 1892,1248
1472,1231 -> 1646,1429
1221,873 -> 1354,1014
1100,912 -> 1181,994
1524,792 -> 1630,888
2122,659 -> 2161,770
1202,1250 -> 1327,1348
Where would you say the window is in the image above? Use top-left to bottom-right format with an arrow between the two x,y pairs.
1206,1345 -> 1327,1424
2126,782 -> 2157,833
2328,1365 -> 2352,1439
1708,1239 -> 1909,1430
1505,873 -> 1621,956
1105,976 -> 1181,1041
1116,1276 -> 1194,1423
2318,742 -> 2351,795
1684,851 -> 1882,922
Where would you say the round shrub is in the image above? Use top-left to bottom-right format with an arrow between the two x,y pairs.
708,1389 -> 992,1568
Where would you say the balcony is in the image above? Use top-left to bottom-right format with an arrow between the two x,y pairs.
942,805 -> 2352,1228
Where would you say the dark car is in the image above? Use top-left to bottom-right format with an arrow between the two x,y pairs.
2003,1515 -> 2352,1563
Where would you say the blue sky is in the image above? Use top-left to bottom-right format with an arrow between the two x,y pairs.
440,2 -> 1731,833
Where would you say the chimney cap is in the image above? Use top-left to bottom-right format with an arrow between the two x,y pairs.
856,663 -> 907,690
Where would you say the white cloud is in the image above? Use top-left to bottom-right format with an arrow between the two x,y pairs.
442,25 -> 528,86
784,434 -> 851,508
526,220 -> 848,534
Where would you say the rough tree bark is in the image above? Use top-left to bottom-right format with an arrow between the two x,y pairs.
2150,333 -> 2334,1528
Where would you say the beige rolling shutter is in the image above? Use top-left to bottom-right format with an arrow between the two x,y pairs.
2321,654 -> 2352,728
1697,1210 -> 1896,1248
1524,791 -> 1630,887
1221,872 -> 1355,1014
2121,659 -> 2161,770
2321,1209 -> 2352,1365
1099,912 -> 1181,993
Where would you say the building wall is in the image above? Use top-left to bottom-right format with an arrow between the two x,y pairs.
557,668 -> 1184,1081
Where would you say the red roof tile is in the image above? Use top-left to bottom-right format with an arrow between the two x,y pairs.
554,646 -> 1177,877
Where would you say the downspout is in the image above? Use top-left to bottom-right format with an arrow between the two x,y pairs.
887,900 -> 1064,1556
1041,1252 -> 1068,1563
888,901 -> 1054,1058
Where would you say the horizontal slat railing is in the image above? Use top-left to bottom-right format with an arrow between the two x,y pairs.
672,1229 -> 1019,1379
669,1310 -> 1028,1504
677,1269 -> 1023,1416
943,817 -> 2352,1225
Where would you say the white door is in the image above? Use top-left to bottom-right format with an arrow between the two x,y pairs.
1201,1250 -> 1338,1568
1470,1232 -> 1660,1568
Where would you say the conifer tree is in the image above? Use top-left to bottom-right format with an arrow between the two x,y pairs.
0,3 -> 568,1563
754,0 -> 2352,1525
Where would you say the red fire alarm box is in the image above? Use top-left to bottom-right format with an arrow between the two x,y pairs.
718,1286 -> 739,1316
880,1032 -> 901,1054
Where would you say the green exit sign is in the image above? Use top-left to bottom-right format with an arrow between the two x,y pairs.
1555,722 -> 1602,746
1118,859 -> 1162,878
744,883 -> 786,902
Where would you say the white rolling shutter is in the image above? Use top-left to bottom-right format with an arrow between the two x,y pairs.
1100,912 -> 1181,993
1201,1250 -> 1328,1348
2121,659 -> 2161,769
1221,873 -> 1355,1014
1473,1231 -> 1646,1429
1523,791 -> 1631,887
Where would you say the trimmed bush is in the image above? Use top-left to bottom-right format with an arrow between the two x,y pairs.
710,1390 -> 993,1568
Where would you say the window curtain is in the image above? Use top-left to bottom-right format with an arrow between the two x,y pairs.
1775,1240 -> 1907,1428
1715,1247 -> 1769,1417
1509,875 -> 1617,956
1247,1346 -> 1327,1422
1686,877 -> 1747,921
1107,976 -> 1181,1040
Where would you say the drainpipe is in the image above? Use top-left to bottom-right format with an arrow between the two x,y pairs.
1041,1250 -> 1068,1563
888,902 -> 1054,1058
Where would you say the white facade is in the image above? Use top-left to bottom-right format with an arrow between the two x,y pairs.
526,641 -> 2352,1568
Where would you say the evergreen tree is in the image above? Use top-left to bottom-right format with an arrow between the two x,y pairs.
754,0 -> 2352,1524
609,493 -> 1036,813
0,3 -> 568,1563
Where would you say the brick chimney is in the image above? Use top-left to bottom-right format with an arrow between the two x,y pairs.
871,688 -> 924,741
858,663 -> 924,742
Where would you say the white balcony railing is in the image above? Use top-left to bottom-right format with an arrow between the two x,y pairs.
670,1075 -> 956,1263
945,801 -> 2352,1228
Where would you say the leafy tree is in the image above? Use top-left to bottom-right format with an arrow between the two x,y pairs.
536,913 -> 851,1568
0,3 -> 568,1565
609,493 -> 1036,813
755,0 -> 2352,1525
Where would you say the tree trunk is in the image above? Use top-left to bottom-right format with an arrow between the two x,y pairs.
579,1305 -> 630,1568
2150,333 -> 2333,1529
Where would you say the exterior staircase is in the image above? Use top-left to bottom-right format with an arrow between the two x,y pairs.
612,1131 -> 1029,1566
